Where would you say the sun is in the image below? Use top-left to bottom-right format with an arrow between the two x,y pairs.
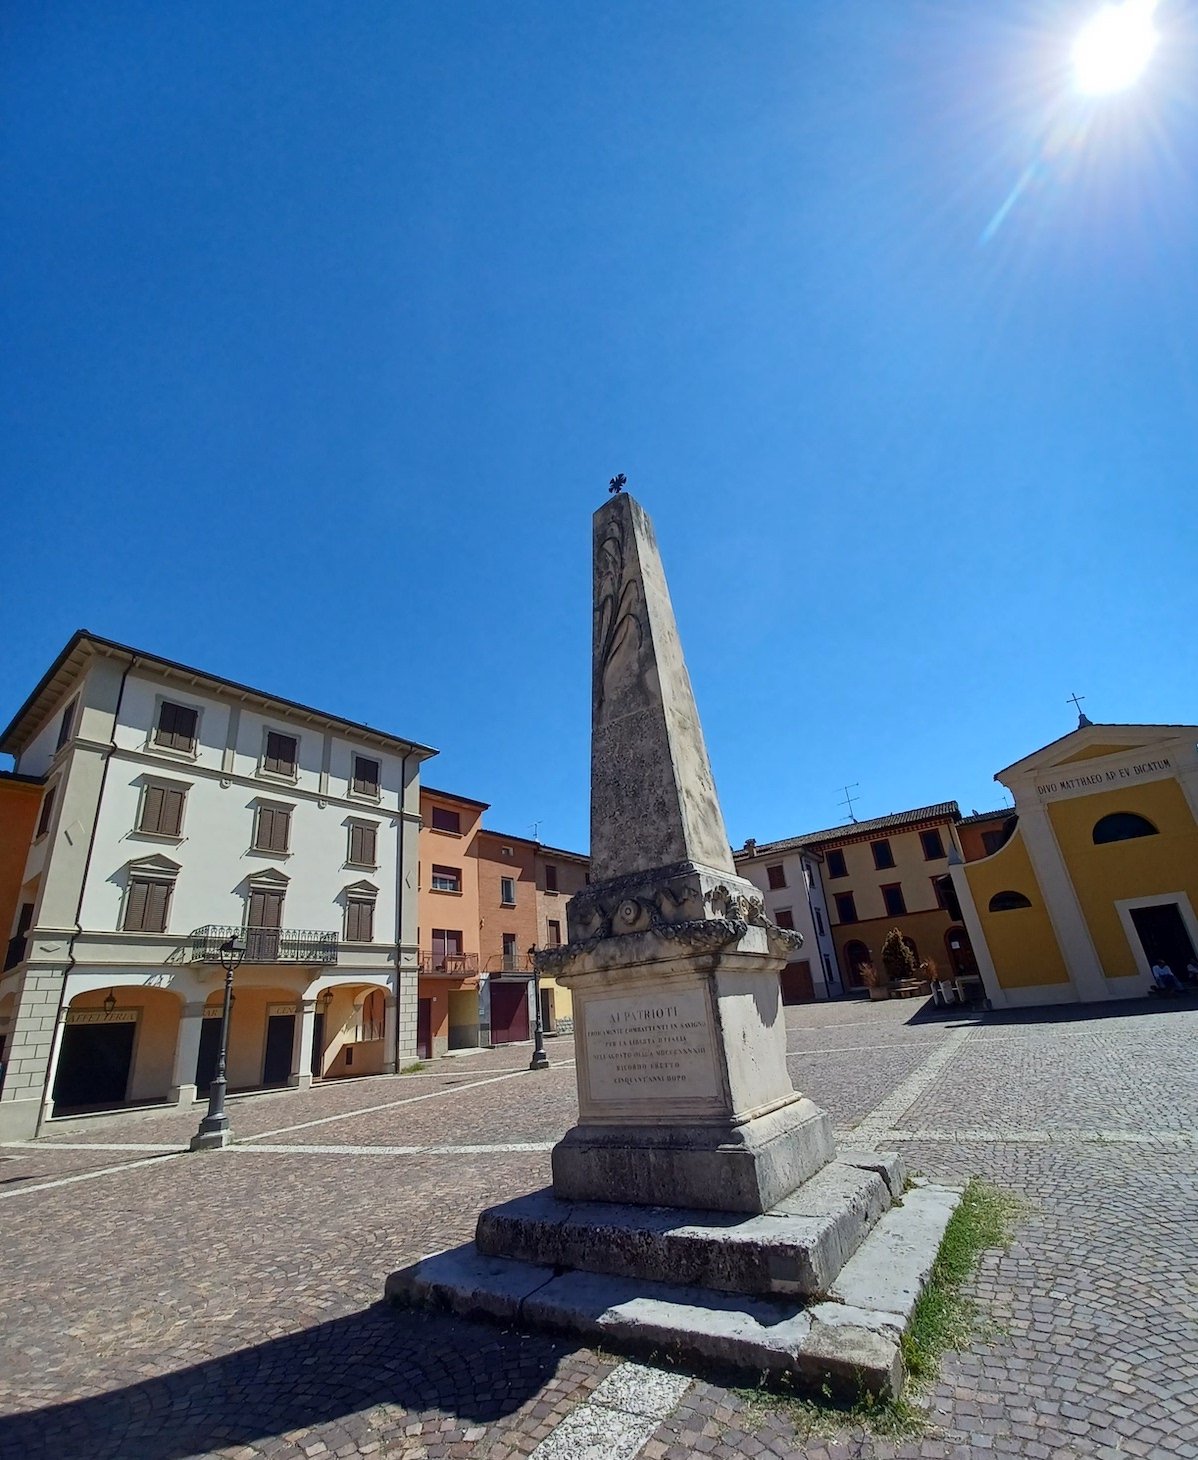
1072,0 -> 1161,95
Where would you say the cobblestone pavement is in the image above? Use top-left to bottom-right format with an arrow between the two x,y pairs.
3,997 -> 1197,1459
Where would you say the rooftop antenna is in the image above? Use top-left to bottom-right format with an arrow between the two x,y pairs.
529,820 -> 542,841
1067,691 -> 1093,728
838,783 -> 860,824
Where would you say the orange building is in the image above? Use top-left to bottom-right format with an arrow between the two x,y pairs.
416,788 -> 588,1056
0,771 -> 44,1017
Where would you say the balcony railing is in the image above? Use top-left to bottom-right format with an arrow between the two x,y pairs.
484,952 -> 535,975
189,925 -> 339,965
419,949 -> 480,977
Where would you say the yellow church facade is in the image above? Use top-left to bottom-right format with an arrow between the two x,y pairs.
950,722 -> 1198,1007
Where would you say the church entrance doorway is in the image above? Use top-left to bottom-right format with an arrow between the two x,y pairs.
1130,903 -> 1196,977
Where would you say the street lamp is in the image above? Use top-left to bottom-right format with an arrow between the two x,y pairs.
190,933 -> 246,1152
528,945 -> 549,1072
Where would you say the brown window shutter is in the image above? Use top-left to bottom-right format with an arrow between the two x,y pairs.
249,889 -> 265,926
349,824 -> 364,864
347,900 -> 361,941
272,808 -> 290,854
354,756 -> 380,795
256,807 -> 273,850
146,880 -> 171,933
362,825 -> 377,864
155,702 -> 175,746
360,900 -> 374,941
125,879 -> 149,931
141,785 -> 164,834
265,732 -> 297,775
175,705 -> 197,750
163,787 -> 185,837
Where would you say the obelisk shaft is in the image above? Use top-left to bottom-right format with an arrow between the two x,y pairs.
590,494 -> 735,883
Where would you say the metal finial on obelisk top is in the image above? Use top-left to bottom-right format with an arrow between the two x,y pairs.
608,473 -> 626,495
1067,692 -> 1093,728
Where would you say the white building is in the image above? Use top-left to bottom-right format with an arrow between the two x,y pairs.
735,840 -> 842,1000
0,632 -> 435,1141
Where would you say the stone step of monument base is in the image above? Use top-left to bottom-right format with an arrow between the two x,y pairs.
386,1182 -> 962,1401
476,1152 -> 904,1299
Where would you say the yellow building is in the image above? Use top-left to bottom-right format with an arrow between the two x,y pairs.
952,721 -> 1198,1007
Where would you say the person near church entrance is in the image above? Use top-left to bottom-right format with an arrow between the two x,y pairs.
1184,957 -> 1198,987
1150,958 -> 1181,992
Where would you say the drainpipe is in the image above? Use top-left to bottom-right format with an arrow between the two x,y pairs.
394,749 -> 410,1074
36,653 -> 135,1135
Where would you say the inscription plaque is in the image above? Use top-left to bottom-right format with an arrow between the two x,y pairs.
584,987 -> 720,1103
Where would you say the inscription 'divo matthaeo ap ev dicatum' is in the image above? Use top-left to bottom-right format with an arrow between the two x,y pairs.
584,987 -> 719,1102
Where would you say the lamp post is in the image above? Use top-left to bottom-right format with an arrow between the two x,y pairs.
528,945 -> 549,1071
190,934 -> 246,1151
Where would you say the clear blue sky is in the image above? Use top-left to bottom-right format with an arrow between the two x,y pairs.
4,2 -> 1197,852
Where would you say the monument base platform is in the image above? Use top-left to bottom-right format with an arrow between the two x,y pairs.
551,1096 -> 836,1214
386,1178 -> 961,1401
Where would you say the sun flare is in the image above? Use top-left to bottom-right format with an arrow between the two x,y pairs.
1072,0 -> 1160,95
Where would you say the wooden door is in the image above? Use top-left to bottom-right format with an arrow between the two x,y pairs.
490,982 -> 530,1044
263,1013 -> 294,1084
416,998 -> 433,1059
780,960 -> 815,1004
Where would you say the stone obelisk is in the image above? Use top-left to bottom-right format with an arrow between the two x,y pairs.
539,493 -> 834,1213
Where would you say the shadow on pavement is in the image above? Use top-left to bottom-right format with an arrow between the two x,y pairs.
906,991 -> 1198,1027
0,1303 -> 574,1460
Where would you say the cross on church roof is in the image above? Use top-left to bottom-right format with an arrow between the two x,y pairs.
1067,692 -> 1093,728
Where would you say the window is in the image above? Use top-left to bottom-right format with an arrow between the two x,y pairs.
803,863 -> 814,889
882,883 -> 907,917
1093,812 -> 1159,845
544,863 -> 559,892
254,804 -> 291,854
767,864 -> 787,890
56,699 -> 77,752
775,907 -> 795,930
871,840 -> 895,870
989,890 -> 1033,912
36,785 -> 56,838
431,864 -> 461,893
430,806 -> 461,833
348,823 -> 377,867
934,875 -> 962,920
823,953 -> 834,982
124,876 -> 172,933
263,731 -> 298,777
431,929 -> 463,970
139,783 -> 186,838
155,701 -> 198,753
547,919 -> 562,945
814,906 -> 825,937
503,932 -> 518,956
345,896 -> 375,942
826,849 -> 848,879
352,755 -> 380,796
500,876 -> 516,906
981,818 -> 1017,856
834,891 -> 858,924
920,829 -> 946,861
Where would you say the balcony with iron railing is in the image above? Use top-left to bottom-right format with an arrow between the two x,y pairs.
190,925 -> 340,965
484,951 -> 535,976
418,949 -> 480,977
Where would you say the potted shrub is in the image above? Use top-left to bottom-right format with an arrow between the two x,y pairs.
859,960 -> 889,1000
881,928 -> 917,991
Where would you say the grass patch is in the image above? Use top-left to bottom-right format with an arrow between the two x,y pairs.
731,1177 -> 1024,1440
901,1178 -> 1024,1387
400,1061 -> 426,1074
